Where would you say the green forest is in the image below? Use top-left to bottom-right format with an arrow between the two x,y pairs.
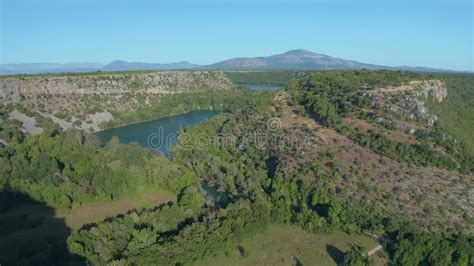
102,89 -> 275,129
225,71 -> 305,86
68,100 -> 474,265
287,70 -> 474,174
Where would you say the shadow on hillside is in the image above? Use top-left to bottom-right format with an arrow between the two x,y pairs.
326,244 -> 344,264
0,191 -> 85,265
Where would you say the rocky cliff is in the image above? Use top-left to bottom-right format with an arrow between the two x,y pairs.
412,80 -> 448,102
1,71 -> 234,132
364,79 -> 448,134
0,71 -> 233,102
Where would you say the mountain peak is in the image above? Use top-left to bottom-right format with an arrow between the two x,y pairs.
283,49 -> 324,57
285,49 -> 311,54
108,60 -> 128,65
208,49 -> 362,70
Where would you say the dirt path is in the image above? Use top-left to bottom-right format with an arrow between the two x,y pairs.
367,244 -> 383,257
365,235 -> 393,259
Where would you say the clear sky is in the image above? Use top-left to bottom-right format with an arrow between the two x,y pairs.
1,0 -> 473,71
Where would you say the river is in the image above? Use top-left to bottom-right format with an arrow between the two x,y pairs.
237,83 -> 281,90
96,110 -> 220,158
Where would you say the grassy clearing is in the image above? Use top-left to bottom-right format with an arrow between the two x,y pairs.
57,188 -> 176,230
197,224 -> 383,266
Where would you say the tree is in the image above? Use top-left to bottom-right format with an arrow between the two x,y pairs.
343,246 -> 367,266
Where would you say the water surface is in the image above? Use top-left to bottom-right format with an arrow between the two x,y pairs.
97,110 -> 220,158
237,83 -> 280,90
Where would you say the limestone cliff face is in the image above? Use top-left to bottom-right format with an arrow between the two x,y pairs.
0,71 -> 233,101
0,82 -> 21,102
413,80 -> 447,102
366,79 -> 448,131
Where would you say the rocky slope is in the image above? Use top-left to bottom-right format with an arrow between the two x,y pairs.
366,80 -> 448,131
278,78 -> 473,233
1,71 -> 233,132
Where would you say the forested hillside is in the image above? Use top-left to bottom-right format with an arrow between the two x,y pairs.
225,71 -> 305,86
1,70 -> 473,265
69,87 -> 474,265
426,74 -> 474,156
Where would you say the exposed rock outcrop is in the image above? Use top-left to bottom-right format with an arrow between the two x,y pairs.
8,110 -> 44,135
0,83 -> 21,103
1,71 -> 233,131
413,80 -> 447,102
368,79 -> 447,129
0,71 -> 233,102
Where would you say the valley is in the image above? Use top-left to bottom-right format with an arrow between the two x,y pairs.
0,69 -> 473,265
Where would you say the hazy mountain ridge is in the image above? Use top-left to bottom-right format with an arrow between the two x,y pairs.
0,49 -> 453,75
0,61 -> 199,75
0,63 -> 105,75
101,60 -> 200,71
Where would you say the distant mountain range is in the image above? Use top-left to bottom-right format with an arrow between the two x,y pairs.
0,63 -> 104,75
206,49 -> 452,72
101,60 -> 199,71
0,61 -> 199,75
0,49 -> 453,75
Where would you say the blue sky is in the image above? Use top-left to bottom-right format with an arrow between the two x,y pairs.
1,0 -> 473,71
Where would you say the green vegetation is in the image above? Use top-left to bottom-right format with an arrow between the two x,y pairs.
386,221 -> 474,266
102,89 -> 275,128
288,70 -> 474,173
198,225 -> 378,266
343,246 -> 367,266
225,70 -> 304,86
426,74 -> 474,156
287,70 -> 428,126
1,70 -> 473,265
172,104 -> 275,200
68,198 -> 270,265
0,127 -> 192,209
350,129 -> 462,171
0,69 -> 197,79
69,104 -> 473,265
129,79 -> 144,90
